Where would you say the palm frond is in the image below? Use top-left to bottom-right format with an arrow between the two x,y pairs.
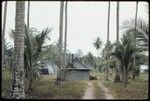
33,28 -> 52,60
121,18 -> 149,49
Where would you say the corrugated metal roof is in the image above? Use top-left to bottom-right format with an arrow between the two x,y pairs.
67,58 -> 92,70
67,68 -> 91,70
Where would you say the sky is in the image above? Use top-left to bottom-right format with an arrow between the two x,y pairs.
2,1 -> 149,57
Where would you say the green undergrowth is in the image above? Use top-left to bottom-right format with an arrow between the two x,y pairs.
25,75 -> 88,99
2,70 -> 88,99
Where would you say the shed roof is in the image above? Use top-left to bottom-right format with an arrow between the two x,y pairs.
67,58 -> 92,70
67,68 -> 91,70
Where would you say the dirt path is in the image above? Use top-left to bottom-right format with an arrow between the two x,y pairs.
98,83 -> 114,99
82,81 -> 114,99
82,81 -> 95,99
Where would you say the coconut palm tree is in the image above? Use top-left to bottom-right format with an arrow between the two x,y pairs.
112,32 -> 142,87
10,26 -> 52,92
56,1 -> 65,85
93,37 -> 102,72
101,41 -> 113,80
11,1 -> 25,99
105,1 -> 111,80
24,26 -> 52,92
2,1 -> 7,68
93,37 -> 102,50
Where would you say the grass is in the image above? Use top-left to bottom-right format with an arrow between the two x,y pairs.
91,72 -> 148,99
28,76 -> 87,99
2,69 -> 12,98
101,73 -> 149,99
2,70 -> 88,99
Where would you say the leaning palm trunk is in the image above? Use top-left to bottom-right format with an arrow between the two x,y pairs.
114,1 -> 121,83
11,1 -> 25,99
56,1 -> 64,85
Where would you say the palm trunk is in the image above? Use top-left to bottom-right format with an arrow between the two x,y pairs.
63,1 -> 68,81
64,1 -> 68,60
27,1 -> 30,29
107,1 -> 110,44
106,59 -> 109,80
11,1 -> 25,99
114,1 -> 121,83
122,66 -> 125,85
132,72 -> 135,80
56,1 -> 64,85
106,1 -> 110,81
2,1 -> 7,68
121,65 -> 128,87
124,68 -> 128,87
116,1 -> 119,44
114,61 -> 121,82
134,2 -> 138,38
133,1 -> 138,70
28,78 -> 33,94
99,66 -> 102,72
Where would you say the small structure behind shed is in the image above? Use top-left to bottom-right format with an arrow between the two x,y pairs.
40,68 -> 49,74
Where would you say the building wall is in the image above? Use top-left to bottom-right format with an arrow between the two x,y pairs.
66,70 -> 90,80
